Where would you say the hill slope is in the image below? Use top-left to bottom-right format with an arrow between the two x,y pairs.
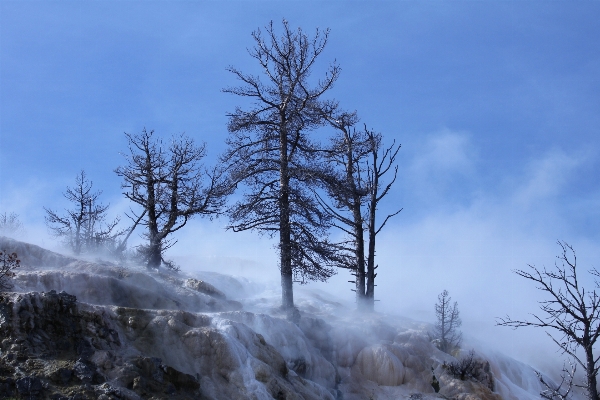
0,236 -> 570,399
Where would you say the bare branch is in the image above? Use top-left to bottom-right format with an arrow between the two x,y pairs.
497,241 -> 600,400
0,251 -> 20,292
44,170 -> 123,256
115,129 -> 230,269
222,20 -> 340,311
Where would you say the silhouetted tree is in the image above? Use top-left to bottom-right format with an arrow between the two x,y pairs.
364,129 -> 401,311
222,20 -> 340,311
498,241 -> 600,400
537,361 -> 576,400
316,114 -> 401,311
316,112 -> 370,307
44,170 -> 122,255
115,129 -> 229,269
0,251 -> 20,292
114,209 -> 147,259
432,289 -> 462,354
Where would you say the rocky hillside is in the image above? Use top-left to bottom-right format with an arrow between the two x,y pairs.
0,236 -> 565,399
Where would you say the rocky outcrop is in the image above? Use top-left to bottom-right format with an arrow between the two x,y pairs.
355,344 -> 406,386
0,291 -> 200,399
14,267 -> 243,314
0,236 -> 75,269
0,238 -> 555,399
184,279 -> 226,299
0,290 -> 341,400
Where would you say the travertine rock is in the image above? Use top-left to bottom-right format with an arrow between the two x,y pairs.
0,236 -> 564,400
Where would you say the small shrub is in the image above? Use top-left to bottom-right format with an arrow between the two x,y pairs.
443,350 -> 494,390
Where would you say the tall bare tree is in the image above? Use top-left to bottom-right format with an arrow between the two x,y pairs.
316,115 -> 401,311
44,170 -> 122,255
115,129 -> 229,269
364,129 -> 401,311
316,112 -> 370,308
432,289 -> 462,354
0,251 -> 20,292
222,20 -> 340,311
498,241 -> 600,400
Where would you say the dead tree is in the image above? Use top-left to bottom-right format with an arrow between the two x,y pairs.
115,129 -> 229,269
222,20 -> 340,311
316,118 -> 400,311
44,170 -> 122,255
432,289 -> 462,354
316,112 -> 370,308
497,241 -> 600,400
364,129 -> 401,311
537,361 -> 576,400
114,209 -> 147,258
0,251 -> 20,292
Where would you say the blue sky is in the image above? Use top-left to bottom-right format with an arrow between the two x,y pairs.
2,1 -> 600,369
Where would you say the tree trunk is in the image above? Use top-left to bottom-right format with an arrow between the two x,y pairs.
352,201 -> 366,309
280,126 -> 294,310
440,297 -> 447,352
365,183 -> 377,311
586,345 -> 599,400
74,205 -> 83,255
280,207 -> 293,309
147,233 -> 162,269
365,143 -> 380,312
365,225 -> 375,311
345,134 -> 367,310
74,224 -> 82,255
146,162 -> 160,269
86,200 -> 93,251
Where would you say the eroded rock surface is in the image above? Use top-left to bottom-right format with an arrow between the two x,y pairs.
0,237 -> 560,399
0,290 -> 341,400
0,290 -> 202,399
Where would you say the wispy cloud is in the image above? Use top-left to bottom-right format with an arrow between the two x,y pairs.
409,129 -> 475,178
403,129 -> 478,209
512,148 -> 587,207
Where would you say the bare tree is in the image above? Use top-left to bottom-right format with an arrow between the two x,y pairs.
316,112 -> 371,308
315,112 -> 369,309
497,241 -> 600,400
0,251 -> 20,292
432,289 -> 462,354
44,170 -> 122,255
315,115 -> 401,311
0,212 -> 24,236
115,129 -> 229,270
222,20 -> 340,311
537,361 -> 576,400
114,209 -> 147,258
364,129 -> 401,311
